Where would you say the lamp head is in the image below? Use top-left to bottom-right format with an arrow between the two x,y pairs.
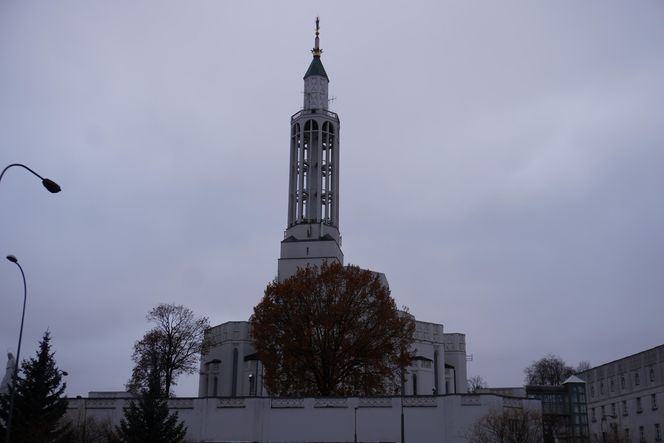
6,255 -> 18,263
42,178 -> 61,193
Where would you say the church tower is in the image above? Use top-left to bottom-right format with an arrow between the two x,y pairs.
277,18 -> 343,281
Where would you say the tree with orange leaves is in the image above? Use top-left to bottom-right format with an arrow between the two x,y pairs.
251,262 -> 415,397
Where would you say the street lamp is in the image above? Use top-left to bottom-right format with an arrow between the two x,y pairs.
0,163 -> 61,193
5,254 -> 28,443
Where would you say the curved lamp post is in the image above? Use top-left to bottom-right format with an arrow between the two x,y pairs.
0,163 -> 61,193
5,255 -> 27,443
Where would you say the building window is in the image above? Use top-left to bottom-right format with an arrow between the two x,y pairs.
621,375 -> 626,389
412,373 -> 418,396
651,367 -> 656,383
653,394 -> 658,410
656,424 -> 662,442
433,350 -> 439,394
640,426 -> 645,443
601,405 -> 606,418
625,428 -> 630,442
591,408 -> 596,422
231,348 -> 238,397
637,397 -> 643,414
623,400 -> 628,416
600,382 -> 605,395
635,372 -> 640,386
591,384 -> 595,397
612,402 -> 617,417
610,378 -> 615,392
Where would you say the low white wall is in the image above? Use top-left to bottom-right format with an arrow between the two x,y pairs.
67,394 -> 541,443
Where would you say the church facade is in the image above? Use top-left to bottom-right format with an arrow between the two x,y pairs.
197,19 -> 468,401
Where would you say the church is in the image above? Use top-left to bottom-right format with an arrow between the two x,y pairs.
197,18 -> 468,401
64,20 -> 542,443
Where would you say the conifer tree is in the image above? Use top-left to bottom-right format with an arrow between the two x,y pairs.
116,357 -> 187,443
0,331 -> 72,442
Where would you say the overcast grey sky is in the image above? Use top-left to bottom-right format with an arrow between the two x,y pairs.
1,1 -> 663,397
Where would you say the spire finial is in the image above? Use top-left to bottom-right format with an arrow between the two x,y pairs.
312,16 -> 322,58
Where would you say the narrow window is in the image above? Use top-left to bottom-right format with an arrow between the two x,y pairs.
600,382 -> 604,395
621,375 -> 626,389
433,350 -> 439,394
213,376 -> 218,397
651,367 -> 656,382
637,397 -> 643,413
655,423 -> 662,442
640,426 -> 645,443
612,402 -> 616,416
591,408 -> 596,422
635,372 -> 640,386
231,348 -> 238,397
623,399 -> 628,416
610,378 -> 615,392
653,393 -> 658,410
412,373 -> 418,396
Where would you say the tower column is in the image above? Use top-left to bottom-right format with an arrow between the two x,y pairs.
278,18 -> 343,282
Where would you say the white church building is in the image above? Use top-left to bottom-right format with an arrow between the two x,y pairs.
65,21 -> 542,443
197,18 -> 468,402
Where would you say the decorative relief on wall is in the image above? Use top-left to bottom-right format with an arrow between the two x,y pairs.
314,397 -> 347,408
217,398 -> 245,408
403,397 -> 437,407
168,398 -> 195,409
271,398 -> 304,408
358,397 -> 392,408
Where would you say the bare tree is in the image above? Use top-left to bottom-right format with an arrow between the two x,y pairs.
524,354 -> 575,386
576,360 -> 592,373
127,304 -> 210,396
251,262 -> 415,397
466,408 -> 543,443
467,375 -> 488,393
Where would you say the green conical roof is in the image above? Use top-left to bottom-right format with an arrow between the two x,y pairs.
304,57 -> 329,80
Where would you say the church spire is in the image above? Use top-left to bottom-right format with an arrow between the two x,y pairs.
312,16 -> 322,58
304,17 -> 328,81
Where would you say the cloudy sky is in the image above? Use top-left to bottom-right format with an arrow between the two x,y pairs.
1,1 -> 663,397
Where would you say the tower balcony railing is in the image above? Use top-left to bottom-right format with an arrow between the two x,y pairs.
291,108 -> 338,122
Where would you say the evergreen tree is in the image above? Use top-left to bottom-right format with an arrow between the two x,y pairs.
116,357 -> 187,443
0,331 -> 71,442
